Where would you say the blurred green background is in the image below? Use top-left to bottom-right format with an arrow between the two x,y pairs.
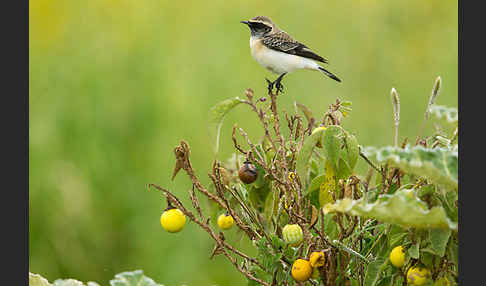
29,0 -> 457,285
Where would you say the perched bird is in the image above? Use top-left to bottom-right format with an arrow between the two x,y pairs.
241,16 -> 341,93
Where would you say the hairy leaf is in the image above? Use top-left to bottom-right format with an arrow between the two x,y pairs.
208,97 -> 245,153
429,105 -> 458,124
109,270 -> 164,286
53,280 -> 87,286
30,273 -> 52,286
363,146 -> 458,190
323,189 -> 457,231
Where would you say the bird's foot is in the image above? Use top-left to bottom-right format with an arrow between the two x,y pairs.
275,81 -> 284,95
274,73 -> 287,95
266,78 -> 274,95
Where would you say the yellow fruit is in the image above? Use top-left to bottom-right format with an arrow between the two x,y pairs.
291,259 -> 313,282
160,208 -> 186,233
309,251 -> 326,268
282,224 -> 303,247
407,266 -> 431,286
217,213 -> 234,230
390,246 -> 406,267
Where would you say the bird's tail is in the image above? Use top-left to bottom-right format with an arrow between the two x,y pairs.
318,66 -> 341,83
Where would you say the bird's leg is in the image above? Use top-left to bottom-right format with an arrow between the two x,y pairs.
266,78 -> 274,95
274,73 -> 287,95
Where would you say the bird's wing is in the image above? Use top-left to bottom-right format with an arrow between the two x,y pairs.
262,31 -> 328,64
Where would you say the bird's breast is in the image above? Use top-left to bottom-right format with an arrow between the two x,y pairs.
248,37 -> 318,74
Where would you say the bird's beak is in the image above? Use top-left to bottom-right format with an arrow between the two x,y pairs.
240,21 -> 250,25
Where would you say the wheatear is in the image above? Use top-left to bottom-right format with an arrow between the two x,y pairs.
241,16 -> 341,93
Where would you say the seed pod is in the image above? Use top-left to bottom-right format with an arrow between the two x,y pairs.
238,161 -> 258,184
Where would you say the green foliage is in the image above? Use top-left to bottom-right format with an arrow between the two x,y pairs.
30,273 -> 52,286
363,145 -> 458,190
426,228 -> 451,257
323,189 -> 457,231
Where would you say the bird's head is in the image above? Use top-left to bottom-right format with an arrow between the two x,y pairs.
240,16 -> 276,38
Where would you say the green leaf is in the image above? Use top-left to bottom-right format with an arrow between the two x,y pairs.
109,270 -> 164,286
323,213 -> 339,241
364,257 -> 387,286
429,105 -> 458,124
420,251 -> 435,269
30,273 -> 52,286
363,146 -> 458,190
376,276 -> 393,286
307,174 -> 326,195
264,188 -> 278,227
427,228 -> 451,257
319,160 -> 337,207
343,132 -> 360,171
296,127 -> 326,188
208,97 -> 245,153
322,126 -> 341,172
323,189 -> 457,231
447,239 -> 458,266
295,102 -> 313,123
408,242 -> 420,259
388,233 -> 408,249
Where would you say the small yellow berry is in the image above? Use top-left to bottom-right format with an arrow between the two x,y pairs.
389,245 -> 406,268
217,213 -> 234,230
291,259 -> 313,282
407,266 -> 431,286
160,208 -> 186,233
309,251 -> 326,268
282,224 -> 303,247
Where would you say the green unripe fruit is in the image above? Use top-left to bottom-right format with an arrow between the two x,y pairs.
282,224 -> 303,247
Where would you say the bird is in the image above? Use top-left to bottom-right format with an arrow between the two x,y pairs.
240,16 -> 341,94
